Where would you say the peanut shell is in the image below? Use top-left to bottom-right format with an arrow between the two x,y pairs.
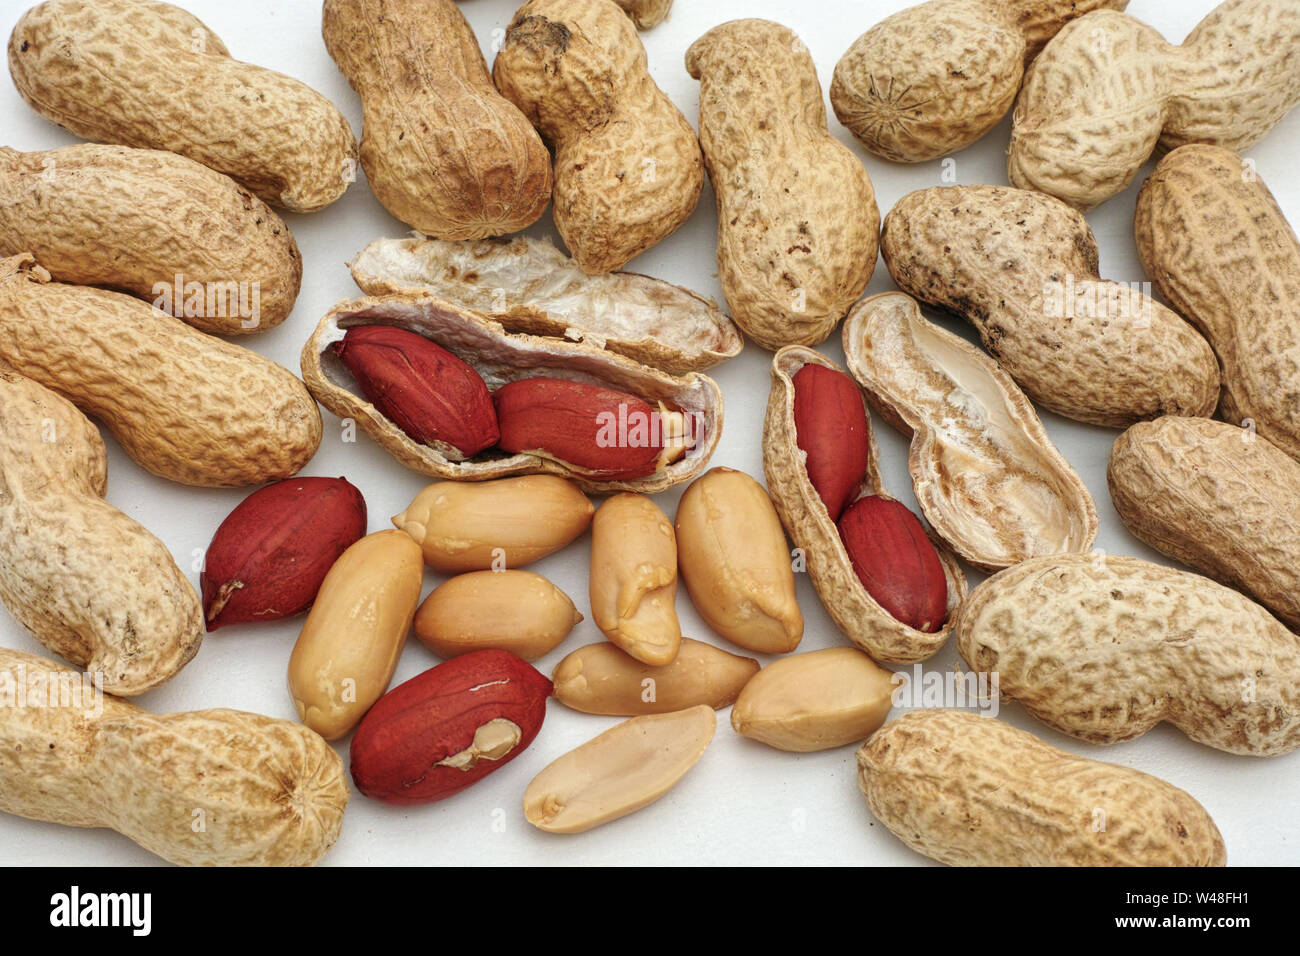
1108,416 -> 1300,632
350,236 -> 742,375
8,0 -> 358,212
859,710 -> 1226,866
955,554 -> 1300,756
1135,144 -> 1300,461
0,255 -> 321,488
686,19 -> 879,350
880,185 -> 1220,427
763,347 -> 967,664
843,292 -> 1097,571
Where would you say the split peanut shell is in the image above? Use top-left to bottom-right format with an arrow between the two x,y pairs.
762,347 -> 967,664
843,292 -> 1097,571
523,705 -> 715,834
552,638 -> 759,716
302,292 -> 723,495
351,236 -> 742,375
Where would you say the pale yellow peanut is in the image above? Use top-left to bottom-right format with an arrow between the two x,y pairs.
414,570 -> 582,662
0,648 -> 348,867
552,638 -> 759,716
731,648 -> 894,752
859,710 -> 1226,866
523,705 -> 715,834
392,476 -> 594,574
675,467 -> 803,654
288,531 -> 424,740
589,493 -> 682,666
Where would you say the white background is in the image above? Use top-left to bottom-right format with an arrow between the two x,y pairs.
1,0 -> 1296,867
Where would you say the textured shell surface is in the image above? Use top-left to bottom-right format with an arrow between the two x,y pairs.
687,18 -> 879,350
843,292 -> 1097,571
302,291 -> 723,495
7,0 -> 359,212
350,235 -> 742,374
0,648 -> 348,866
0,370 -> 201,695
1109,415 -> 1300,631
322,0 -> 552,239
492,0 -> 703,274
0,144 -> 301,334
858,709 -> 1227,866
880,185 -> 1220,427
761,346 -> 966,664
615,0 -> 671,29
1135,144 -> 1300,461
1008,1 -> 1300,209
955,554 -> 1300,756
0,255 -> 322,487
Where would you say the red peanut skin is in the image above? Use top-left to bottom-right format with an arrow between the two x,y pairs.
333,325 -> 499,458
839,496 -> 947,633
493,377 -> 668,479
792,364 -> 870,522
350,649 -> 553,805
201,477 -> 367,631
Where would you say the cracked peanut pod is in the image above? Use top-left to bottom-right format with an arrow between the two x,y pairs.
674,467 -> 803,654
350,236 -> 743,375
881,185 -> 1219,427
552,638 -> 759,716
302,291 -> 722,495
1109,416 -> 1300,632
0,144 -> 301,335
0,369 -> 201,696
830,0 -> 1126,163
955,554 -> 1300,756
492,0 -> 703,274
1008,1 -> 1300,209
686,19 -> 879,350
858,710 -> 1227,866
1135,145 -> 1300,461
589,493 -> 681,666
8,0 -> 358,213
762,347 -> 966,664
0,255 -> 321,487
523,705 -> 715,833
0,648 -> 348,866
843,292 -> 1096,571
323,0 -> 551,239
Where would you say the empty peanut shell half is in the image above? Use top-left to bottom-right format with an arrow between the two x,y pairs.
762,347 -> 966,664
843,292 -> 1097,571
523,705 -> 715,834
301,292 -> 722,495
552,639 -> 759,716
351,236 -> 743,375
731,647 -> 894,752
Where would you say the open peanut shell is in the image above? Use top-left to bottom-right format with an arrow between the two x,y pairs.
762,346 -> 966,664
842,293 -> 1097,572
350,236 -> 743,375
302,291 -> 723,495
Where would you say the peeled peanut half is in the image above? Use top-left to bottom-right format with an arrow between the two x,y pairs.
523,705 -> 716,834
589,494 -> 682,666
414,570 -> 583,661
350,236 -> 743,375
762,347 -> 967,664
302,291 -> 723,495
674,467 -> 803,653
731,647 -> 895,752
394,475 -> 594,573
842,292 -> 1098,571
552,638 -> 759,716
